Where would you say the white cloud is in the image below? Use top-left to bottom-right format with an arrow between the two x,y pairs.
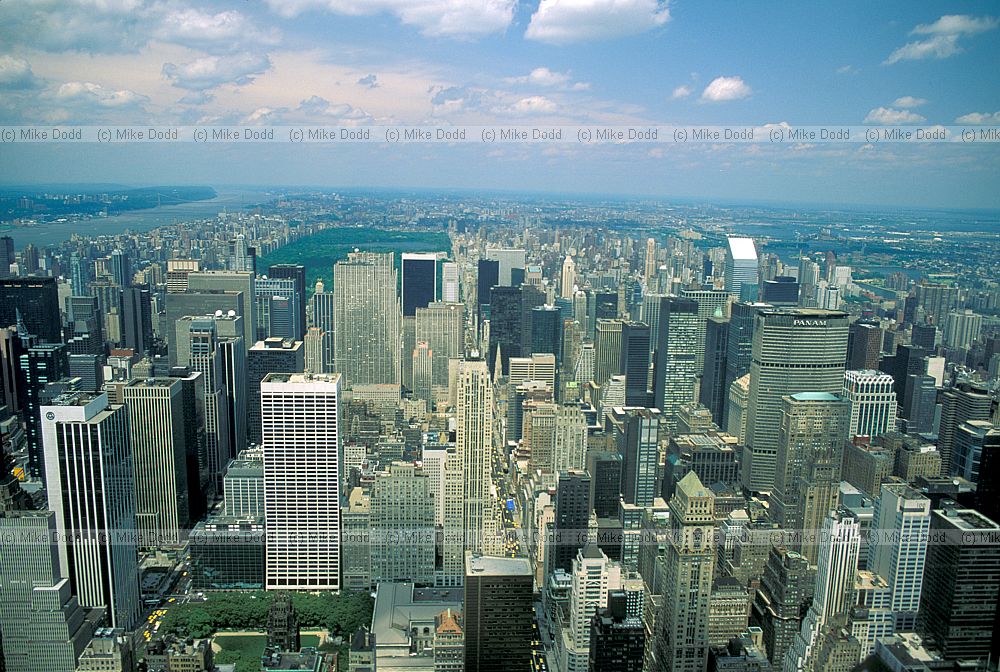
297,95 -> 374,124
505,67 -> 589,90
357,74 -> 379,89
835,65 -> 857,74
892,96 -> 927,108
700,76 -> 750,102
0,56 -> 42,90
509,96 -> 558,115
162,53 -> 272,91
154,7 -> 280,54
885,14 -> 998,64
265,0 -> 515,38
525,0 -> 670,44
54,81 -> 149,108
955,111 -> 1000,124
864,107 -> 926,124
671,85 -> 691,99
0,0 -> 146,53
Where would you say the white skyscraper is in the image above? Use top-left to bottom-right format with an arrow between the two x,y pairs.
724,237 -> 759,298
456,360 -> 494,555
561,545 -> 623,672
842,370 -> 898,439
441,261 -> 460,303
261,373 -> 342,589
333,252 -> 400,386
869,483 -> 930,631
416,302 -> 465,390
561,255 -> 576,299
41,392 -> 141,629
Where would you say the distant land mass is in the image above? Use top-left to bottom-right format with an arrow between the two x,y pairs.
0,186 -> 217,223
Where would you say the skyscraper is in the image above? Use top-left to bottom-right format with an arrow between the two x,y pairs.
620,321 -> 651,407
180,317 -> 232,493
847,322 -> 882,371
561,255 -> 577,299
261,373 -> 342,590
370,461 -> 435,585
594,319 -> 623,387
122,378 -> 192,546
254,276 -> 299,341
772,392 -> 849,564
476,258 -> 499,322
456,360 -> 494,554
464,553 -> 534,672
609,407 -> 661,507
333,252 -> 400,386
657,472 -> 715,672
653,297 -> 699,429
401,252 -> 438,317
842,370 -> 898,439
441,261 -> 459,303
19,342 -> 70,480
681,287 -> 730,371
869,483 -> 930,631
937,382 -> 992,475
247,338 -> 304,446
40,392 -> 141,629
750,546 -> 814,668
308,280 -> 335,373
110,248 -> 131,287
589,590 -> 645,672
563,544 -> 623,672
0,277 -> 61,343
488,284 -> 544,375
267,263 -> 307,340
531,305 -> 564,365
551,470 -> 592,574
700,316 -> 730,424
416,302 -> 465,390
724,237 -> 758,299
743,309 -> 849,493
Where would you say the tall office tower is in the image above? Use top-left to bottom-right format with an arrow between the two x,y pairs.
657,472 -> 715,672
700,316 -> 730,423
20,243 -> 39,274
185,270 -> 257,351
563,545 -> 623,672
814,282 -> 841,310
122,378 -> 191,546
531,305 -> 563,364
561,255 -> 577,299
165,259 -> 199,293
65,295 -> 105,355
975,428 -> 1000,522
441,261 -> 459,303
247,338 -> 304,446
19,342 -> 70,480
121,285 -> 153,355
110,249 -> 131,287
440,444 -> 465,586
0,327 -> 22,414
608,407 -> 661,507
261,373 -> 342,589
952,419 -> 996,483
401,252 -> 438,317
574,289 -> 592,337
593,319 -> 623,386
574,342 -> 595,384
869,483 -> 930,631
456,360 -> 494,554
772,393 -> 849,564
0,510 -> 97,672
847,322 -> 882,371
183,318 -> 232,493
914,283 -> 960,326
40,392 -> 140,629
785,511 -> 860,672
943,309 -> 983,349
0,235 -> 13,277
476,258 -> 499,319
589,451 -> 623,519
463,553 -> 533,672
370,461 -> 436,585
620,321 -> 651,406
308,280 -> 335,373
334,252 -> 400,385
0,277 -> 61,342
254,276 -> 298,341
589,590 -> 645,672
901,374 -> 937,435
412,341 -> 434,407
593,291 -> 619,323
937,382 -> 992,475
743,309 -> 849,493
763,276 -> 800,306
551,470 -> 593,574
917,502 -> 1000,661
509,353 -> 557,389
681,287 -> 730,370
724,237 -> 759,299
554,406 -> 588,473
750,546 -> 814,669
223,450 -> 264,518
267,264 -> 307,340
723,302 -> 769,413
644,238 -> 658,284
653,297 -> 699,429
640,292 -> 666,357
910,323 -> 936,350
488,284 -> 544,375
304,327 -> 323,374
69,251 -> 89,294
842,370 -> 898,439
879,343 -> 927,406
485,248 -> 526,287
416,302 -> 465,389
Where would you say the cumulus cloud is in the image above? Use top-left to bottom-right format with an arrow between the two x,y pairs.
671,85 -> 691,99
0,0 -> 147,53
154,7 -> 280,54
955,111 -> 1000,124
0,56 -> 43,90
357,74 -> 379,88
700,76 -> 751,102
265,0 -> 515,38
505,67 -> 589,90
54,81 -> 149,108
864,107 -> 926,124
525,0 -> 670,44
885,14 -> 998,64
509,96 -> 558,115
296,95 -> 374,124
162,53 -> 272,91
892,96 -> 927,108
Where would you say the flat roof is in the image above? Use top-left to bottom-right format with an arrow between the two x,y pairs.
727,236 -> 757,260
465,553 -> 532,577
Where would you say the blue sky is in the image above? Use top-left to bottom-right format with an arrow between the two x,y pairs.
0,0 -> 998,208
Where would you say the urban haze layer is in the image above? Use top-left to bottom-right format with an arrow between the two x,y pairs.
0,185 -> 998,672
